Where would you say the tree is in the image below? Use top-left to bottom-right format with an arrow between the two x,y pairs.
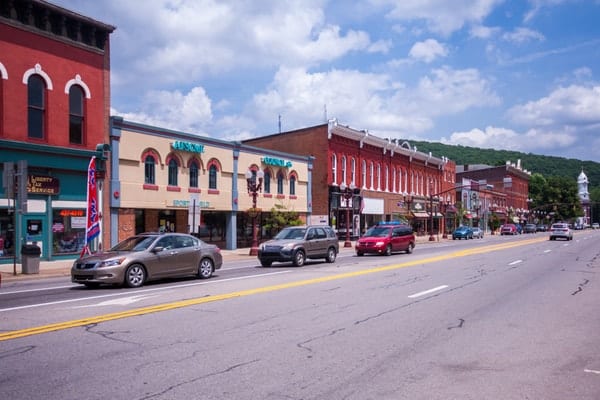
262,203 -> 303,237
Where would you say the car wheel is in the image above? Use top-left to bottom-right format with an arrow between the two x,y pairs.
384,244 -> 392,256
356,251 -> 364,257
124,264 -> 146,288
325,247 -> 337,263
198,258 -> 214,279
406,243 -> 414,254
293,250 -> 306,267
260,260 -> 272,267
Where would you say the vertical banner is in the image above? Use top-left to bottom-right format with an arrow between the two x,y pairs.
83,157 -> 100,254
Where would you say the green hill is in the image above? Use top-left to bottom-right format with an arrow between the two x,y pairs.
404,140 -> 600,190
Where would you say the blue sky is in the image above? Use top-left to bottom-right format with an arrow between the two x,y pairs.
52,0 -> 600,162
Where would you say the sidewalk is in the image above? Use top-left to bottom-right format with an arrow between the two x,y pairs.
0,235 -> 447,284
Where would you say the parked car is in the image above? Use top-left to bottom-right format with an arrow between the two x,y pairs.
71,233 -> 223,288
257,225 -> 339,267
355,223 -> 415,256
524,223 -> 537,234
471,227 -> 484,239
549,223 -> 573,241
592,223 -> 600,229
536,224 -> 548,232
501,224 -> 518,235
452,226 -> 473,240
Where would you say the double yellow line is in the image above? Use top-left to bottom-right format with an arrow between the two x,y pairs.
0,236 -> 548,342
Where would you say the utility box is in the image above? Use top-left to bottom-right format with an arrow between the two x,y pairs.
21,244 -> 41,274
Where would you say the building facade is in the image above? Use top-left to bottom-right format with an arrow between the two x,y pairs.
0,0 -> 114,262
110,117 -> 313,250
244,119 -> 457,238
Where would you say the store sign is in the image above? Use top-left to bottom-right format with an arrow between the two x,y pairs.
59,209 -> 85,217
262,157 -> 292,168
28,175 -> 59,195
172,199 -> 210,208
172,140 -> 205,153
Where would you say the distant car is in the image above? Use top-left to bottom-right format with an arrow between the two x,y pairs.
592,223 -> 600,229
355,223 -> 415,256
452,226 -> 473,240
549,223 -> 573,241
501,224 -> 518,235
536,224 -> 548,232
72,233 -> 223,288
524,223 -> 537,234
471,227 -> 484,239
257,225 -> 339,267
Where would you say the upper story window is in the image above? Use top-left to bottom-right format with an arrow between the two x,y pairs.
351,158 -> 356,186
168,159 -> 178,186
341,156 -> 346,184
377,164 -> 381,191
290,175 -> 296,196
331,153 -> 337,185
264,171 -> 271,193
369,162 -> 374,190
144,155 -> 156,184
68,85 -> 85,144
392,168 -> 396,192
189,161 -> 199,188
277,171 -> 284,194
385,165 -> 389,191
28,75 -> 46,139
361,160 -> 366,188
209,165 -> 218,189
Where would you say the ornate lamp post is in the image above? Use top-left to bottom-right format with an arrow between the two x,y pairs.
442,201 -> 449,239
428,182 -> 435,242
339,182 -> 356,248
246,169 -> 264,256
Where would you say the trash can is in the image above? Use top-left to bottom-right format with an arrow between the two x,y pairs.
21,244 -> 41,274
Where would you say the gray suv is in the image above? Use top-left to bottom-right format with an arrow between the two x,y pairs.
257,225 -> 339,267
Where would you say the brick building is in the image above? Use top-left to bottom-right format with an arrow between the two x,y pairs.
244,119 -> 456,238
0,0 -> 114,262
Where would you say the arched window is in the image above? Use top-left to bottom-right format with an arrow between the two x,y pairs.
392,168 -> 396,192
69,85 -> 85,144
341,155 -> 346,184
277,172 -> 284,194
28,75 -> 45,139
361,160 -> 366,188
168,159 -> 178,186
209,165 -> 218,189
331,154 -> 337,185
290,176 -> 296,195
369,162 -> 374,189
351,158 -> 356,186
264,170 -> 271,193
144,155 -> 156,184
189,161 -> 199,188
385,165 -> 389,191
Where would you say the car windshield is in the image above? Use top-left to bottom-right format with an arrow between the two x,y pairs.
110,235 -> 157,252
363,227 -> 391,237
275,228 -> 306,240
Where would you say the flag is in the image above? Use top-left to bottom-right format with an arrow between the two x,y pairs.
85,157 -> 100,246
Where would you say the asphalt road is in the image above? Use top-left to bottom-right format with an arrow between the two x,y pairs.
1,232 -> 599,399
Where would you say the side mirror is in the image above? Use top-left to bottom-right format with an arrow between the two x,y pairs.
152,246 -> 164,253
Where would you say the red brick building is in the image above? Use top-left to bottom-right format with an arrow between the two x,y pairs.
0,0 -> 114,262
244,119 -> 456,238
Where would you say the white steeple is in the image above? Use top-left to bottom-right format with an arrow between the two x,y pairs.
578,169 -> 589,201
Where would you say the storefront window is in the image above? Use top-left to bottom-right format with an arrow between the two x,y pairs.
53,209 -> 86,254
0,209 -> 15,258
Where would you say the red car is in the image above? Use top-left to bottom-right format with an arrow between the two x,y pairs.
500,224 -> 518,235
356,223 -> 415,256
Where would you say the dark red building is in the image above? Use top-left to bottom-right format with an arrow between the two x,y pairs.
244,119 -> 457,238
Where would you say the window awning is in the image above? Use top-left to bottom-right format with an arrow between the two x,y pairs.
412,212 -> 429,218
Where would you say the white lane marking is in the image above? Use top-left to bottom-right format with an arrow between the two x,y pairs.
543,250 -> 551,253
85,294 -> 158,307
408,285 -> 448,299
0,271 -> 291,313
0,284 -> 78,296
508,260 -> 523,266
584,369 -> 600,374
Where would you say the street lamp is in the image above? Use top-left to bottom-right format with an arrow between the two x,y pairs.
428,182 -> 435,242
339,182 -> 356,248
246,168 -> 264,256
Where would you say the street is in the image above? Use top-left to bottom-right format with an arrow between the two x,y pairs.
1,232 -> 599,399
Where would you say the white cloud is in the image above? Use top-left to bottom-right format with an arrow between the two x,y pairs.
409,39 -> 448,63
502,27 -> 545,44
370,0 -> 503,36
508,85 -> 600,127
470,25 -> 501,39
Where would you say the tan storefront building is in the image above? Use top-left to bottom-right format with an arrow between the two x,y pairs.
109,117 -> 313,250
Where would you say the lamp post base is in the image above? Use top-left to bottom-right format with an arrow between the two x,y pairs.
344,240 -> 352,248
249,246 -> 259,256
429,234 -> 436,241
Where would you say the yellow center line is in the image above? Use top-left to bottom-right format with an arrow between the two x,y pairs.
0,236 -> 549,342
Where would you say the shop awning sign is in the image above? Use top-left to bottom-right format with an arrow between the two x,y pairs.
28,175 -> 59,195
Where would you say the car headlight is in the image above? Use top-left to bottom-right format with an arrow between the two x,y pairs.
99,257 -> 126,267
282,243 -> 295,251
375,241 -> 386,246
